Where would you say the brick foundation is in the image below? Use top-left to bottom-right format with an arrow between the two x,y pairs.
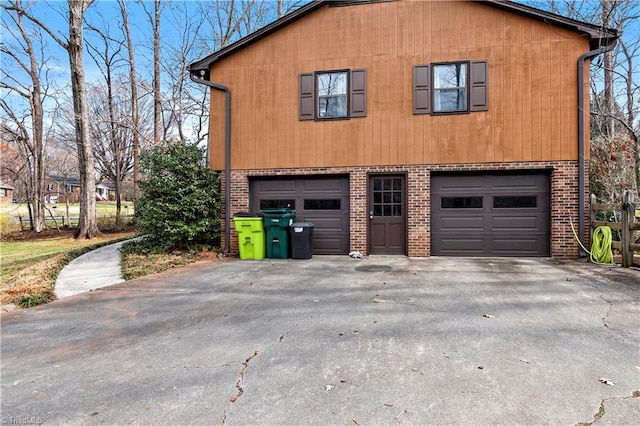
220,160 -> 585,259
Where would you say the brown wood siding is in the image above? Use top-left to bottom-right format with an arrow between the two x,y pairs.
207,0 -> 590,171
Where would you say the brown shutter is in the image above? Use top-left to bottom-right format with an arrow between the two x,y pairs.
413,64 -> 430,114
469,60 -> 488,111
299,73 -> 315,120
350,68 -> 367,117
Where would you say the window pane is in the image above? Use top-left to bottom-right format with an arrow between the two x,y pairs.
383,205 -> 392,216
260,199 -> 295,210
393,179 -> 402,190
493,196 -> 537,209
392,205 -> 402,216
318,95 -> 347,118
383,179 -> 391,190
304,199 -> 341,210
433,63 -> 467,88
434,89 -> 466,112
441,197 -> 483,209
374,205 -> 382,216
317,72 -> 347,96
373,192 -> 382,203
383,192 -> 391,203
393,191 -> 402,203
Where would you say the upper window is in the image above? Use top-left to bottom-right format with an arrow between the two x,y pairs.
433,62 -> 467,113
299,69 -> 367,121
317,72 -> 348,119
413,60 -> 488,115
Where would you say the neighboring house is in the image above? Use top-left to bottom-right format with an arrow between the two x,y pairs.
45,176 -> 81,204
96,182 -> 115,201
0,182 -> 14,204
189,0 -> 617,258
45,176 -> 116,203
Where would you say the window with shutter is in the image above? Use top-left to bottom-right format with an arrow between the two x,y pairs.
298,69 -> 367,120
412,60 -> 488,115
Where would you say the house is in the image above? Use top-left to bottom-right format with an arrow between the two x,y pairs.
96,182 -> 115,201
0,182 -> 14,204
45,176 -> 116,203
45,176 -> 81,204
189,0 -> 617,258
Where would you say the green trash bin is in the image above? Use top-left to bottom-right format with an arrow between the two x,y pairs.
233,213 -> 266,260
261,208 -> 296,259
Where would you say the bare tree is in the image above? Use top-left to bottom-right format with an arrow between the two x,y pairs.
161,1 -> 207,143
5,0 -> 100,238
139,0 -> 164,145
85,13 -> 132,227
0,1 -> 52,232
117,0 -> 142,199
531,0 -> 639,201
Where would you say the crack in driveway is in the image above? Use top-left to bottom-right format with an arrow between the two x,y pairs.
576,391 -> 640,425
221,350 -> 259,424
599,294 -> 613,329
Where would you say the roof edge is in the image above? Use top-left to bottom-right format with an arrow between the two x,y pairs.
189,0 -> 619,74
482,0 -> 618,48
189,0 -> 327,74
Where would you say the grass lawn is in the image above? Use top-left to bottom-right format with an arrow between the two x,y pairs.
0,202 -> 135,233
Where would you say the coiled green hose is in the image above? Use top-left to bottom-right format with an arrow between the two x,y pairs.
569,215 -> 614,264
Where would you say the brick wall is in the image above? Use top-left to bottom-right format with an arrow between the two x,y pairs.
220,160 -> 585,259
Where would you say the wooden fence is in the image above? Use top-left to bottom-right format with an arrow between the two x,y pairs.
590,191 -> 639,267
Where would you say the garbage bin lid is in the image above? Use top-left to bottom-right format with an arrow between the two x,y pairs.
234,212 -> 263,217
261,208 -> 295,214
290,222 -> 313,227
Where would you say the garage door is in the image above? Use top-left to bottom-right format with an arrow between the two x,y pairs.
250,176 -> 349,255
431,173 -> 550,256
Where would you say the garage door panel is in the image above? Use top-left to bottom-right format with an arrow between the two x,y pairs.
313,238 -> 343,254
437,237 -> 485,253
440,216 -> 485,231
491,215 -> 540,231
254,180 -> 297,193
302,178 -> 346,192
301,216 -> 345,231
431,173 -> 550,257
492,238 -> 547,255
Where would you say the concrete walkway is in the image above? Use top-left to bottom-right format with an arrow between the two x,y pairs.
54,241 -> 127,298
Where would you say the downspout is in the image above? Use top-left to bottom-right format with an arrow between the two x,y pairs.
190,71 -> 232,254
577,39 -> 616,255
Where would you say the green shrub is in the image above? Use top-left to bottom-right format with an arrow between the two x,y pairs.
131,143 -> 221,253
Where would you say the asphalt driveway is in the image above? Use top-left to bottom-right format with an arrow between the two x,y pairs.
1,257 -> 639,425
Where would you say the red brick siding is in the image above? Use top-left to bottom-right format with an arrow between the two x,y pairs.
220,160 -> 585,259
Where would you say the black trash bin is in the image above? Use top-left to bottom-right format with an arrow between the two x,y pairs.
289,222 -> 314,259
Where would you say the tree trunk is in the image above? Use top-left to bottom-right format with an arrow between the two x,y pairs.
119,0 -> 141,199
153,0 -> 161,145
601,1 -> 616,140
68,0 -> 100,239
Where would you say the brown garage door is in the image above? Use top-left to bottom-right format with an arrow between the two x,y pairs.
250,176 -> 349,255
431,173 -> 550,256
